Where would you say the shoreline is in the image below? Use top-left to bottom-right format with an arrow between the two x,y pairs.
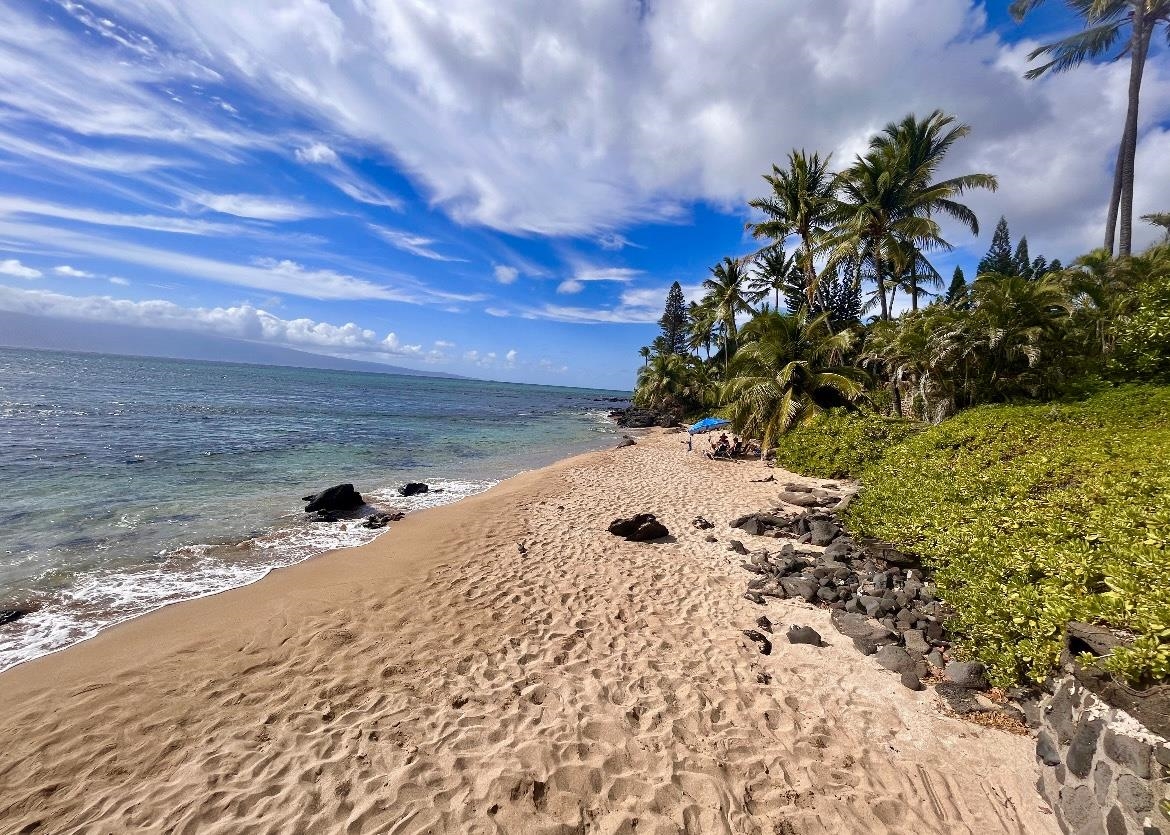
0,430 -> 1056,833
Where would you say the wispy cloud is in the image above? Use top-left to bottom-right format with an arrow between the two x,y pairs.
52,265 -> 93,277
369,224 -> 464,261
186,192 -> 318,222
493,265 -> 519,285
0,195 -> 246,237
293,140 -> 403,210
556,265 -> 642,294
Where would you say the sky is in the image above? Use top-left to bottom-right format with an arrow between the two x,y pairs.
0,1 -> 1167,390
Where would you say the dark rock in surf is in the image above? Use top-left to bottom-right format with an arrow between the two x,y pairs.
399,482 -> 429,497
304,483 -> 365,514
0,607 -> 34,626
614,436 -> 636,449
362,511 -> 404,529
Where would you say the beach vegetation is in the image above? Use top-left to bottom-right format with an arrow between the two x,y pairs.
629,105 -> 1170,689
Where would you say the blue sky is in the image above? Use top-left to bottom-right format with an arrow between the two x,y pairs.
0,1 -> 1167,390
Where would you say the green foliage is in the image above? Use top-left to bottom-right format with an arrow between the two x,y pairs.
657,281 -> 690,356
1107,247 -> 1170,382
844,386 -> 1170,687
771,412 -> 922,479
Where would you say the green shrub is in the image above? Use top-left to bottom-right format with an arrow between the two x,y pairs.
771,411 -> 922,479
844,386 -> 1170,688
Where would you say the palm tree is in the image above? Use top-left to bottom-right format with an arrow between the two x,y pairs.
638,345 -> 651,367
961,272 -> 1074,399
748,150 -> 837,300
887,239 -> 942,313
702,257 -> 760,370
750,245 -> 799,311
722,309 -> 866,449
686,299 -> 718,360
1010,0 -> 1170,257
829,110 -> 997,320
633,352 -> 690,410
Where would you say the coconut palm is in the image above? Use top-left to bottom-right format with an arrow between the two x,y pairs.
703,257 -> 761,369
633,352 -> 691,411
829,111 -> 997,320
748,150 -> 837,300
686,299 -> 718,360
722,309 -> 866,448
638,346 -> 651,367
1011,0 -> 1170,257
750,245 -> 799,311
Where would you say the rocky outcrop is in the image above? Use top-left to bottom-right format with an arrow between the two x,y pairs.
608,407 -> 681,428
303,484 -> 365,515
399,483 -> 429,497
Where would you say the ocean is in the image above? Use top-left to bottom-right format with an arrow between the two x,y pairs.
0,348 -> 629,670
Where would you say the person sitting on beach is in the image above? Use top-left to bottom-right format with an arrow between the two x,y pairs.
730,436 -> 745,457
708,433 -> 731,458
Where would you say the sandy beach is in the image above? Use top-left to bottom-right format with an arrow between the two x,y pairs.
0,430 -> 1056,834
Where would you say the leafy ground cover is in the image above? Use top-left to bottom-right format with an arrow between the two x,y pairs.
786,387 -> 1170,687
771,412 -> 922,479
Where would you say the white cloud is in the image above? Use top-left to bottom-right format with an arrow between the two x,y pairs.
187,193 -> 317,222
556,265 -> 643,294
505,348 -> 517,364
434,339 -> 455,349
53,265 -> 94,277
527,283 -> 703,324
0,258 -> 41,278
493,264 -> 519,284
0,283 -> 427,358
0,195 -> 261,237
369,224 -> 462,261
0,215 -> 483,304
109,277 -> 130,286
294,142 -> 339,165
57,0 -> 1167,256
557,279 -> 584,294
484,307 -> 510,317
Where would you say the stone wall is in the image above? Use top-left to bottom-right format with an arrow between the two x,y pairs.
1035,677 -> 1169,834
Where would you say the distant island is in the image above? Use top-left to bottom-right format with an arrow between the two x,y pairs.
0,310 -> 464,379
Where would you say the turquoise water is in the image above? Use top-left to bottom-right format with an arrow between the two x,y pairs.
0,348 -> 629,669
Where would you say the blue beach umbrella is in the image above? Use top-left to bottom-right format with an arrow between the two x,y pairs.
688,417 -> 730,434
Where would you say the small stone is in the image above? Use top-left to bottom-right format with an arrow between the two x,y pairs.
809,520 -> 839,546
1036,730 -> 1062,767
925,650 -> 945,669
705,534 -> 718,542
1105,806 -> 1128,835
1093,760 -> 1113,803
815,587 -> 838,603
728,540 -> 748,555
743,591 -> 765,606
1103,728 -> 1152,779
742,629 -> 773,656
1115,774 -> 1153,814
943,661 -> 989,690
875,645 -> 916,675
757,672 -> 772,685
858,594 -> 885,618
853,637 -> 878,656
900,671 -> 924,691
1156,743 -> 1170,769
1067,715 -> 1106,779
903,629 -> 930,656
786,625 -> 822,646
779,577 -> 819,603
1047,679 -> 1078,745
1058,786 -> 1096,829
823,539 -> 850,560
756,615 -> 773,633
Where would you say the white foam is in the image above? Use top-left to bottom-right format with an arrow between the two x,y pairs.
0,476 -> 499,672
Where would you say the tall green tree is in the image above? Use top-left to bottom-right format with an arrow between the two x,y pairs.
946,265 -> 968,307
722,309 -> 865,447
686,299 -> 718,360
1011,0 -> 1170,257
703,257 -> 760,370
1013,236 -> 1033,279
978,217 -> 1016,276
750,245 -> 799,311
748,150 -> 837,300
657,281 -> 690,355
830,110 -> 997,320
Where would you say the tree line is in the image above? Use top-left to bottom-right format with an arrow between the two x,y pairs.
635,109 -> 1170,450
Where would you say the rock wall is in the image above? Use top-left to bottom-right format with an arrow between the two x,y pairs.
1035,677 -> 1169,834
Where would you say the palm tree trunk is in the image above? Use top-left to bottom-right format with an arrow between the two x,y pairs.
910,274 -> 919,313
1118,10 -> 1151,258
1104,140 -> 1124,255
800,238 -> 818,303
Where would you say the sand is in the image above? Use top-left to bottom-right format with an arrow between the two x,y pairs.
0,430 -> 1057,834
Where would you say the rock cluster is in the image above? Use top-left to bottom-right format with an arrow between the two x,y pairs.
607,513 -> 670,542
399,482 -> 429,497
607,407 -> 680,428
732,498 -> 1016,708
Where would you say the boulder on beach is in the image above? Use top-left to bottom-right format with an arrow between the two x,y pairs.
0,606 -> 34,626
607,513 -> 669,542
786,625 -> 823,646
304,483 -> 365,514
399,483 -> 429,497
